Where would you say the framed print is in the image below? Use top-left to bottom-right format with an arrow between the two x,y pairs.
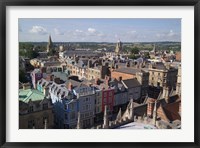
0,0 -> 200,148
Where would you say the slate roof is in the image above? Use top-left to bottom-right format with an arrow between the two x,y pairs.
114,67 -> 142,75
122,78 -> 141,88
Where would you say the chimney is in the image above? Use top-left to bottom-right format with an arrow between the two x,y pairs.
43,86 -> 49,96
54,77 -> 60,84
126,61 -> 130,67
68,82 -> 73,90
40,67 -> 47,73
147,99 -> 155,117
88,60 -> 92,68
95,78 -> 100,85
23,83 -> 31,90
51,75 -> 54,81
105,75 -> 111,85
114,64 -> 118,69
118,76 -> 122,81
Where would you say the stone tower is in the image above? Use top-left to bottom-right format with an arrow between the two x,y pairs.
47,35 -> 53,52
115,39 -> 122,55
176,64 -> 181,96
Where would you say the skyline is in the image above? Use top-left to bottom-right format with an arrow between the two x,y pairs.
19,18 -> 181,42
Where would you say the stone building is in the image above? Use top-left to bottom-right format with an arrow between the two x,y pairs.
115,39 -> 123,55
19,89 -> 54,129
148,62 -> 178,88
87,62 -> 110,80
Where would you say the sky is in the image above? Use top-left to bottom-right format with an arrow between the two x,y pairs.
19,18 -> 181,42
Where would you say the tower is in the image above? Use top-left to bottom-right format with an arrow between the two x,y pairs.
115,39 -> 122,55
47,35 -> 53,52
176,64 -> 181,96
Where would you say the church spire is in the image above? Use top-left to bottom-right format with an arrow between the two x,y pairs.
47,35 -> 53,52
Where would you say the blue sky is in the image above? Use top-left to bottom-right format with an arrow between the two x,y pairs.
19,18 -> 181,42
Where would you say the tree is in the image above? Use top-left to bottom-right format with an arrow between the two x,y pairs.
19,68 -> 27,83
130,47 -> 139,54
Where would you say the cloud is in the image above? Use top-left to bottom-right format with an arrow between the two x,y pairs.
29,26 -> 48,35
54,28 -> 64,35
88,28 -> 96,33
75,29 -> 83,33
156,30 -> 178,38
129,30 -> 136,34
167,30 -> 176,37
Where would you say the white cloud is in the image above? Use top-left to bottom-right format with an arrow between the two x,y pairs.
75,29 -> 83,33
29,26 -> 48,35
129,30 -> 136,34
88,28 -> 96,33
54,28 -> 64,35
167,30 -> 175,37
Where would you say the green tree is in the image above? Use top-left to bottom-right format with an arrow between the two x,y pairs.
130,47 -> 139,54
19,68 -> 27,83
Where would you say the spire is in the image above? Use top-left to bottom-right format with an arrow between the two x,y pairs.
47,35 -> 53,52
129,98 -> 134,120
103,105 -> 109,129
116,108 -> 122,122
77,112 -> 82,129
48,35 -> 53,44
153,101 -> 157,126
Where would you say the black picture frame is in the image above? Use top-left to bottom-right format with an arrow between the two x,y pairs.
0,0 -> 200,148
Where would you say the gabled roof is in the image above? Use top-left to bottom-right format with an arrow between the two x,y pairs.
162,100 -> 181,122
122,78 -> 141,88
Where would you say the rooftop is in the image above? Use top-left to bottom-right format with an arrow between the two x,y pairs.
19,89 -> 45,103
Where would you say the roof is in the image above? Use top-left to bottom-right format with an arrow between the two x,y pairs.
114,67 -> 141,75
162,100 -> 181,122
122,78 -> 141,88
52,72 -> 69,81
19,89 -> 45,103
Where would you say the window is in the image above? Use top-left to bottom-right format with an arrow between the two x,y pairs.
152,77 -> 154,80
65,113 -> 68,120
28,120 -> 35,128
70,112 -> 75,120
70,104 -> 74,110
42,103 -> 48,110
86,98 -> 88,102
109,91 -> 113,97
28,106 -> 33,113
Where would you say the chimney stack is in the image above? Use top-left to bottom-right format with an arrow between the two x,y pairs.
118,76 -> 122,81
68,82 -> 73,91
